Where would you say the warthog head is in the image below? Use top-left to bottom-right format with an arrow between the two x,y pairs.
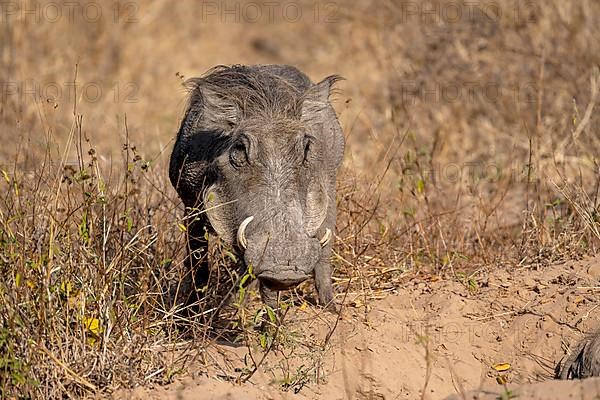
171,65 -> 344,297
204,115 -> 333,288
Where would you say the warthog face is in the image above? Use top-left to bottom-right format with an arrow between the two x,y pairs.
204,118 -> 333,288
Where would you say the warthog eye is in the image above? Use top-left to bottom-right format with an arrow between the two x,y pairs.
229,141 -> 248,168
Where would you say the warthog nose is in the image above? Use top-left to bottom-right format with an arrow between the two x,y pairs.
257,269 -> 311,289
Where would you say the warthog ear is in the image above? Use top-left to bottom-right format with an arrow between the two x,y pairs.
183,78 -> 241,134
301,75 -> 343,120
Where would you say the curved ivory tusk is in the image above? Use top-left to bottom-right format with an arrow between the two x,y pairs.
319,228 -> 332,247
237,216 -> 254,249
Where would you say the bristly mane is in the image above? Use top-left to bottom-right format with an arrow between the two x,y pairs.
185,65 -> 307,122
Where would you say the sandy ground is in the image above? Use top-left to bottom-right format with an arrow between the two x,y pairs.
115,256 -> 600,399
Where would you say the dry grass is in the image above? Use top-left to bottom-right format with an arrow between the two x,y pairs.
0,0 -> 599,398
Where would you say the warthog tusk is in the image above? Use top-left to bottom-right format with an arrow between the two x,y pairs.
319,228 -> 332,247
237,216 -> 254,249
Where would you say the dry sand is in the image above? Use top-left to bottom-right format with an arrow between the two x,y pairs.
115,256 -> 600,399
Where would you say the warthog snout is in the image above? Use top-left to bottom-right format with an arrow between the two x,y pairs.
236,213 -> 332,289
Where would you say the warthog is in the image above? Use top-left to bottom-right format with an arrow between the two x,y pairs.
556,333 -> 600,379
169,64 -> 344,310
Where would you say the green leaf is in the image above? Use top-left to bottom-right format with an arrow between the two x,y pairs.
416,178 -> 425,194
224,250 -> 237,263
126,215 -> 133,232
266,306 -> 277,324
253,309 -> 265,325
259,333 -> 268,349
468,278 -> 478,292
403,207 -> 416,217
78,212 -> 90,243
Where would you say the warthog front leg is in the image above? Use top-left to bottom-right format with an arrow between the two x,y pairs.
315,263 -> 334,306
315,238 -> 335,310
183,215 -> 210,313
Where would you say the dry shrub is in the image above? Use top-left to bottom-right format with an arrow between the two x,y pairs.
0,116 -> 191,397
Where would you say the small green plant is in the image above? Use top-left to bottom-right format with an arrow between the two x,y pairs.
456,272 -> 479,294
497,388 -> 518,400
0,327 -> 37,397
